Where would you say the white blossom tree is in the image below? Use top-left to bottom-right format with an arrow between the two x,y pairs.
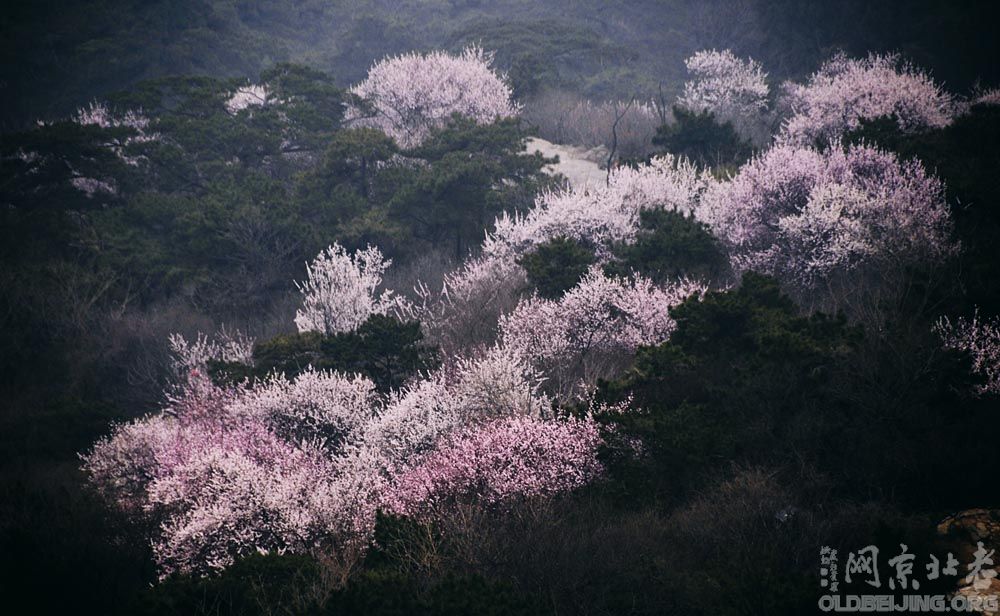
677,49 -> 770,131
294,243 -> 394,335
499,267 -> 706,401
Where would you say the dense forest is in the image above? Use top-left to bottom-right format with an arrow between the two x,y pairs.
2,1 -> 1000,615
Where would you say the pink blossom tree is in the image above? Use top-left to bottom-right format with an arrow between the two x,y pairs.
499,267 -> 706,401
345,47 -> 519,149
83,338 -> 573,577
780,52 -> 956,145
387,415 -> 603,520
697,142 -> 955,295
82,376 -> 384,578
937,311 -> 1000,396
295,243 -> 394,335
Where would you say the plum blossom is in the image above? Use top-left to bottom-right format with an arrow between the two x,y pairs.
449,345 -> 551,419
969,87 -> 1000,108
359,376 -> 462,472
345,46 -> 519,148
485,154 -> 710,261
75,100 -> 156,136
69,176 -> 117,197
83,331 -> 595,577
780,53 -> 955,145
74,100 -> 159,162
82,376 -> 383,577
228,369 -> 377,446
65,100 -> 160,191
678,49 -> 770,123
168,329 -> 255,377
697,142 -> 955,290
937,311 -> 1000,396
295,243 -> 394,335
224,83 -> 272,115
387,415 -> 604,519
500,267 -> 706,400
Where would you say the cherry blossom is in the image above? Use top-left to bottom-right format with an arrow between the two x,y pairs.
346,46 -> 519,148
499,267 -> 706,400
485,153 -> 710,261
678,49 -> 770,124
697,142 -> 955,290
295,243 -> 394,335
937,311 -> 1000,396
387,415 -> 604,519
780,53 -> 956,145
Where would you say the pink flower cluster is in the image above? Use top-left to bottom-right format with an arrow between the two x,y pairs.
387,415 -> 603,519
84,342 -> 594,576
83,377 -> 384,577
780,52 -> 955,145
697,142 -> 955,290
500,267 -> 705,400
346,47 -> 519,148
937,311 -> 1000,396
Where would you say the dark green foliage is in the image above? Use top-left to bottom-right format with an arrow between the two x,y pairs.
652,106 -> 752,168
598,273 -> 997,507
386,117 -> 555,259
213,315 -> 440,392
518,236 -> 596,298
599,274 -> 857,490
606,209 -> 727,283
847,106 -> 1000,313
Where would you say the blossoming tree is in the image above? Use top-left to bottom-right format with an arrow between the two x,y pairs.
387,415 -> 603,519
937,311 -> 1000,396
295,243 -> 394,335
780,52 -> 955,145
697,142 -> 955,295
500,267 -> 705,401
346,47 -> 519,148
677,49 -> 769,127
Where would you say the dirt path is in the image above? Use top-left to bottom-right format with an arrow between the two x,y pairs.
526,137 -> 607,189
